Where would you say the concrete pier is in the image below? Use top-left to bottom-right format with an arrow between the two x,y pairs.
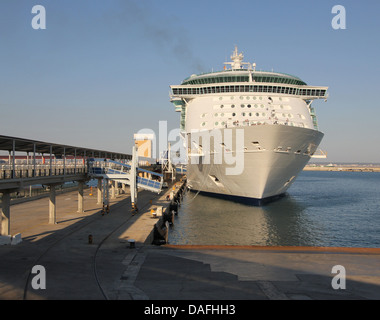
0,180 -> 379,300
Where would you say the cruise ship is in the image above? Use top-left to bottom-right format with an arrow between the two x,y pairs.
170,47 -> 328,204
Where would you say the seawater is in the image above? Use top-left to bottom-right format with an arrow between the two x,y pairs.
168,171 -> 380,248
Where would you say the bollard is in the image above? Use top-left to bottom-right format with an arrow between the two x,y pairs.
88,234 -> 93,244
128,239 -> 136,249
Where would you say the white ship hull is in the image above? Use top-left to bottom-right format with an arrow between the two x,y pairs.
170,47 -> 328,204
186,125 -> 323,203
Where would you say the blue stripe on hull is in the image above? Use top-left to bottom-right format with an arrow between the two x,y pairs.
190,189 -> 285,206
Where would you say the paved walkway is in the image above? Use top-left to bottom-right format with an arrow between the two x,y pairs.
0,186 -> 379,300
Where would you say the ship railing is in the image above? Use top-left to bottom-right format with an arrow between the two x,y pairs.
225,119 -> 308,129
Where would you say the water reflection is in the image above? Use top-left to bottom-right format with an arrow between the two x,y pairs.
168,190 -> 321,246
168,171 -> 380,247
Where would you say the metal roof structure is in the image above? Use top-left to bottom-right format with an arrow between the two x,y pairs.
0,135 -> 132,160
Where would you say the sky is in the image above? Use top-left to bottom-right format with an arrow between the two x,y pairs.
0,0 -> 380,163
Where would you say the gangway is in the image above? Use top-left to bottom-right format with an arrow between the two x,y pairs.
88,146 -> 163,212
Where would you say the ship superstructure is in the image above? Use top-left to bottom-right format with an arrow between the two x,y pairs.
170,47 -> 328,204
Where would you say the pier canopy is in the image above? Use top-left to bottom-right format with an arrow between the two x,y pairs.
0,135 -> 131,160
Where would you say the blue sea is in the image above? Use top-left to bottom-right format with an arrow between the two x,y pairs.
168,171 -> 380,248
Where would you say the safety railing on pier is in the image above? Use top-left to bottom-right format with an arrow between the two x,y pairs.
0,164 -> 86,180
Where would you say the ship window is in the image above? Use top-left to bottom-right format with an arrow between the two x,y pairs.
255,112 -> 260,116
252,141 -> 259,144
242,112 -> 246,116
241,104 -> 245,108
247,104 -> 251,108
232,113 -> 236,117
231,104 -> 235,108
215,122 -> 219,126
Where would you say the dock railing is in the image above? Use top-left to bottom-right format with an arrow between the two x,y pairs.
0,164 -> 87,180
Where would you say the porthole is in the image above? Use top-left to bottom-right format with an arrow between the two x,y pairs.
231,104 -> 235,108
220,105 -> 224,109
232,113 -> 236,117
241,104 -> 245,108
215,121 -> 219,126
247,104 -> 251,108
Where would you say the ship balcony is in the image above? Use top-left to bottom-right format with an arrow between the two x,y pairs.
213,119 -> 312,130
